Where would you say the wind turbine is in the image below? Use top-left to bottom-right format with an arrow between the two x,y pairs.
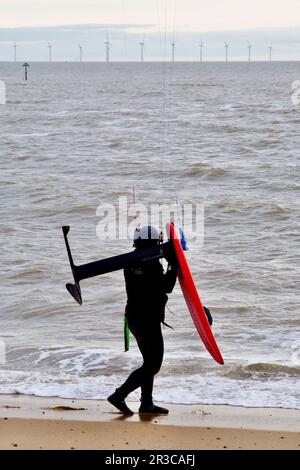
171,41 -> 175,63
139,38 -> 145,62
79,44 -> 83,62
199,40 -> 203,63
248,42 -> 252,62
48,42 -> 52,62
269,44 -> 273,62
225,43 -> 229,63
13,42 -> 17,62
105,34 -> 111,62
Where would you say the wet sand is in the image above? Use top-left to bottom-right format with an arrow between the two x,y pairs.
0,395 -> 299,450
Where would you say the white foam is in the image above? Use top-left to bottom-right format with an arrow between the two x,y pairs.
0,362 -> 299,409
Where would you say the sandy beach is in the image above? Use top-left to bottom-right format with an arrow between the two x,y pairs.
0,395 -> 299,450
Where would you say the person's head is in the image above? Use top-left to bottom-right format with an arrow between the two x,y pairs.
133,225 -> 163,250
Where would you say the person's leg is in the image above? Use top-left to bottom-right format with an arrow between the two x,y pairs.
108,321 -> 166,414
136,323 -> 168,414
113,322 -> 163,398
140,375 -> 154,406
108,322 -> 163,403
139,323 -> 164,407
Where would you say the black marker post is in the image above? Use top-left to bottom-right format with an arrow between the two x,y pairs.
22,62 -> 30,81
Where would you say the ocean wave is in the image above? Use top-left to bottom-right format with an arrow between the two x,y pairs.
219,363 -> 300,380
0,368 -> 299,409
184,164 -> 229,178
262,203 -> 291,215
171,83 -> 222,88
10,133 -> 50,138
108,141 -> 122,149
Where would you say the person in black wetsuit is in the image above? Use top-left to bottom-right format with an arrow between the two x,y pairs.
108,225 -> 178,415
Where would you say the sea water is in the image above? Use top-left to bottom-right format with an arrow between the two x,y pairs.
0,62 -> 299,408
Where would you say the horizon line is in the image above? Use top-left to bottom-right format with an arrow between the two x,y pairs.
1,22 -> 300,34
1,59 -> 300,63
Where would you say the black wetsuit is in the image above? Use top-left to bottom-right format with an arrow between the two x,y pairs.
116,259 -> 177,405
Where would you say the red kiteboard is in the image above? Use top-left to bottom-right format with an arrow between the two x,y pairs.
168,223 -> 224,365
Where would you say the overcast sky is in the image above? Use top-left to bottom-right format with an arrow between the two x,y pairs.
0,1 -> 300,60
1,0 -> 300,30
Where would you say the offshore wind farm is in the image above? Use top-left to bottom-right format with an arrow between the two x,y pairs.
1,25 -> 300,63
0,38 -> 297,62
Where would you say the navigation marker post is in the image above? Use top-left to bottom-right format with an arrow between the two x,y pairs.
22,62 -> 30,81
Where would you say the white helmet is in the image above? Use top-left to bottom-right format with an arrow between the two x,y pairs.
133,226 -> 163,248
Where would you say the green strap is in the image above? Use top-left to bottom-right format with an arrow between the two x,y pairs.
124,316 -> 130,352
